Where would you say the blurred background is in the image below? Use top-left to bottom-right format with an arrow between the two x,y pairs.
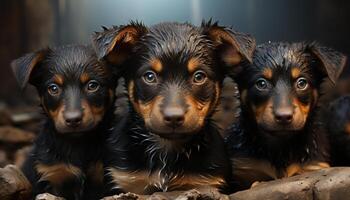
1,0 -> 350,105
0,0 -> 349,167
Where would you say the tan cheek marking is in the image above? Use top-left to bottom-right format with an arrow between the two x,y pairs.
80,73 -> 90,84
36,163 -> 81,186
48,103 -> 65,125
293,98 -> 310,116
291,68 -> 301,79
262,68 -> 273,79
187,57 -> 200,73
149,58 -> 163,73
53,74 -> 64,85
252,99 -> 272,122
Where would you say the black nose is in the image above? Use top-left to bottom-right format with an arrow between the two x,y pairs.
274,108 -> 293,124
163,106 -> 185,128
64,110 -> 83,127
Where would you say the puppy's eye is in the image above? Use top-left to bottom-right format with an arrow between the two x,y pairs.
48,83 -> 61,96
143,70 -> 157,84
86,80 -> 100,92
255,78 -> 269,90
192,70 -> 207,85
295,77 -> 309,90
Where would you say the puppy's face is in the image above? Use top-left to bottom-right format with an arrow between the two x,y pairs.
128,25 -> 221,140
129,57 -> 220,139
239,42 -> 346,136
12,46 -> 114,134
93,22 -> 256,142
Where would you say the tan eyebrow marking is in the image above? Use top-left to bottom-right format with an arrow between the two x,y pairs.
291,68 -> 301,79
262,68 -> 273,79
80,73 -> 90,84
187,57 -> 201,73
149,58 -> 163,73
53,74 -> 64,85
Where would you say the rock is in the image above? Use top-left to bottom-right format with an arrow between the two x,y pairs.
230,167 -> 350,200
0,126 -> 35,143
35,193 -> 65,200
0,164 -> 31,200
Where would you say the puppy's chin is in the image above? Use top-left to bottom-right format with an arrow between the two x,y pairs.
257,122 -> 306,137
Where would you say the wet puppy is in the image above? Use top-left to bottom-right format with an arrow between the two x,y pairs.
11,45 -> 116,199
226,42 -> 346,189
93,21 -> 255,194
324,95 -> 350,166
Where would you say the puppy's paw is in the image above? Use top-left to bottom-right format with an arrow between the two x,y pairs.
35,193 -> 65,200
286,162 -> 330,177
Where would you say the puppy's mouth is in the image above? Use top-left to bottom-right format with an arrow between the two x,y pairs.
258,123 -> 305,137
153,131 -> 193,141
55,121 -> 98,135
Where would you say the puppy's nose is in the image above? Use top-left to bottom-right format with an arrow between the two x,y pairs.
163,106 -> 185,128
64,110 -> 83,127
274,108 -> 293,124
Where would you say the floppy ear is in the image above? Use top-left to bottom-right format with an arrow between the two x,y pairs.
11,49 -> 49,89
308,43 -> 347,84
202,21 -> 256,70
92,22 -> 147,66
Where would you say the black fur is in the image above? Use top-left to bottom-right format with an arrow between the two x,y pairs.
324,95 -> 350,166
11,45 -> 116,199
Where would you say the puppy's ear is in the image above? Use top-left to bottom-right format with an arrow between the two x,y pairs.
202,20 -> 256,72
92,22 -> 147,66
11,49 -> 49,89
307,43 -> 347,84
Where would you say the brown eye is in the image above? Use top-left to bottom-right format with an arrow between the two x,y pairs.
193,70 -> 207,85
86,80 -> 100,92
143,70 -> 157,84
295,77 -> 308,90
255,78 -> 269,90
48,83 -> 61,96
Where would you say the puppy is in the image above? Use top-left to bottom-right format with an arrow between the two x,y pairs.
226,42 -> 346,189
11,45 -> 116,199
93,21 -> 255,194
324,95 -> 350,166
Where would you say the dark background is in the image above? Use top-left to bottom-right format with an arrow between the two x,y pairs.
1,0 -> 350,106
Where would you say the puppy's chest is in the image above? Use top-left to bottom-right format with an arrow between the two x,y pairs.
109,168 -> 225,194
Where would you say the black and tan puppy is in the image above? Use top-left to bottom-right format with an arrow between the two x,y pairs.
226,42 -> 346,189
93,21 -> 255,194
324,95 -> 350,166
11,45 -> 116,199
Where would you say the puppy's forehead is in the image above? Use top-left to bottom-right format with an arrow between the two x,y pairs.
141,22 -> 211,60
46,45 -> 104,78
253,42 -> 309,71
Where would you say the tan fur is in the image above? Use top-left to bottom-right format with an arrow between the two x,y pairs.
286,161 -> 330,177
108,168 -> 225,195
345,123 -> 350,135
291,68 -> 301,79
150,58 -> 163,73
262,68 -> 273,79
187,57 -> 201,73
53,74 -> 64,85
36,163 -> 81,186
80,73 -> 90,84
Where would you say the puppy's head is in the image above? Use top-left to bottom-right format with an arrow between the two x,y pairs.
238,42 -> 346,136
93,21 -> 255,141
11,45 -> 115,135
